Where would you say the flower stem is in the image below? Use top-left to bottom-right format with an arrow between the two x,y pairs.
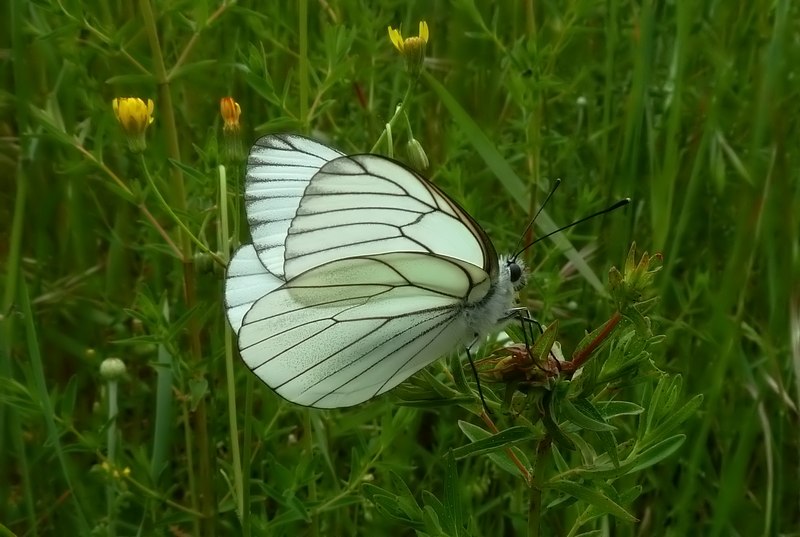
219,165 -> 245,524
305,411 -> 319,537
106,379 -> 119,537
527,438 -> 550,537
138,0 -> 214,532
561,311 -> 622,373
370,82 -> 415,153
299,0 -> 309,126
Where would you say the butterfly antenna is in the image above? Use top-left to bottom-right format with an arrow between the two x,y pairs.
512,179 -> 562,260
513,198 -> 631,259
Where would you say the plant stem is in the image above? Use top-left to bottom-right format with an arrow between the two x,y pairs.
242,374 -> 255,534
219,165 -> 245,524
528,438 -> 550,537
305,411 -> 319,536
561,312 -> 622,373
138,0 -> 214,532
370,83 -> 415,153
299,0 -> 309,127
107,379 -> 119,537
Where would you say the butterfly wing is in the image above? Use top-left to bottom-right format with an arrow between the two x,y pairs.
225,245 -> 282,332
245,134 -> 344,278
226,135 -> 344,330
282,153 -> 499,280
237,251 -> 491,408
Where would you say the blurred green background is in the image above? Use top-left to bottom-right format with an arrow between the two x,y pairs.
2,0 -> 798,535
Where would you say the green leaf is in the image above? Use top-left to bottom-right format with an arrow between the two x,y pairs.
561,397 -> 617,432
422,503 -> 443,535
595,400 -> 645,419
422,491 -> 450,534
188,377 -> 208,411
168,159 -> 208,183
449,351 -> 472,395
60,375 -> 79,423
529,320 -> 558,366
105,73 -> 156,85
389,472 -> 424,520
443,452 -> 463,535
543,390 -> 575,451
580,483 -> 643,526
551,443 -> 570,474
643,394 -> 703,446
457,421 -> 532,478
168,59 -> 219,81
627,434 -> 686,474
545,480 -> 637,522
284,492 -> 311,523
572,316 -> 619,365
363,483 -> 423,527
453,423 -> 535,459
593,429 -> 620,468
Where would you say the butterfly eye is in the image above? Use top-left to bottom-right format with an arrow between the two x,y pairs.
508,261 -> 523,283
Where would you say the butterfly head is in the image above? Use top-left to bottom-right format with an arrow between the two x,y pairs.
501,255 -> 527,292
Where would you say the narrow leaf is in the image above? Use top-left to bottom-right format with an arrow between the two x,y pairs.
546,480 -> 637,522
454,424 -> 535,459
595,401 -> 644,419
561,398 -> 617,432
458,421 -> 532,478
443,452 -> 463,535
626,434 -> 686,474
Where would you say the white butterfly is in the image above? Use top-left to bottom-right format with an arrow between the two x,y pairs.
225,134 -> 527,408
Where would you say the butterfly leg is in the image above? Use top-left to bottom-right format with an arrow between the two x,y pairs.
507,307 -> 561,372
465,337 -> 492,415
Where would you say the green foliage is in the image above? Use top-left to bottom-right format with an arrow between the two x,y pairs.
2,0 -> 798,536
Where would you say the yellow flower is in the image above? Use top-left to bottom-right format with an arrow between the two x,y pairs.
387,21 -> 429,74
220,97 -> 241,134
112,97 -> 154,152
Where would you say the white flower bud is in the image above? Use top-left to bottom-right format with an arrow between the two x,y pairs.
406,138 -> 429,171
100,357 -> 126,381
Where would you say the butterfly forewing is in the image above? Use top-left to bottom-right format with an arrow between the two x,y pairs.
237,251 -> 491,407
283,154 -> 498,280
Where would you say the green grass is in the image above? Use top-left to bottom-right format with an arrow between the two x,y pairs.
2,0 -> 799,535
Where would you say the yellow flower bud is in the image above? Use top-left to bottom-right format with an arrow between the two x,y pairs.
220,97 -> 245,162
112,97 -> 154,153
220,97 -> 241,134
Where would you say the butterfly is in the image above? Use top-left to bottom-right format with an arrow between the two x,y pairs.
225,134 -> 624,408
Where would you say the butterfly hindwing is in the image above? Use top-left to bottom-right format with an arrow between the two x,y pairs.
224,244 -> 283,333
237,251 -> 491,407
